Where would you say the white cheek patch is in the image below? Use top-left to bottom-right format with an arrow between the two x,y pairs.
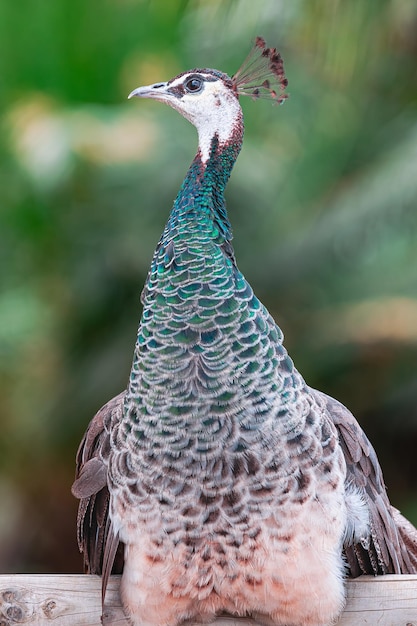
164,76 -> 243,163
192,88 -> 242,163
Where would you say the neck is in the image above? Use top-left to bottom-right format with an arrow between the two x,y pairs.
167,127 -> 243,245
191,126 -> 244,197
196,106 -> 244,165
138,130 -> 243,313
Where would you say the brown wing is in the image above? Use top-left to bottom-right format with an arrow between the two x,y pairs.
312,389 -> 417,577
71,391 -> 125,601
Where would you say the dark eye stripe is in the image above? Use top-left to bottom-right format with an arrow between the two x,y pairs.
167,73 -> 218,99
167,84 -> 185,98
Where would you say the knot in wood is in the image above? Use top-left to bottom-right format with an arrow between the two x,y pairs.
6,604 -> 23,621
42,600 -> 56,618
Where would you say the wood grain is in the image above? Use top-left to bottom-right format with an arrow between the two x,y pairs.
0,574 -> 416,625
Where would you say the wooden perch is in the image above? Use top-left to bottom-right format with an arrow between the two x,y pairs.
0,574 -> 416,625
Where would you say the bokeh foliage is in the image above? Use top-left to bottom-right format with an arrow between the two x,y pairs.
1,0 -> 417,572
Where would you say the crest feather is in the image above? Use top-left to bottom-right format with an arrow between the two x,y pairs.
232,36 -> 288,104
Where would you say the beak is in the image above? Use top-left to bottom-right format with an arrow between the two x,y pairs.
128,82 -> 170,101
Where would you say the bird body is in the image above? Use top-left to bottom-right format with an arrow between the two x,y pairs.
72,38 -> 417,626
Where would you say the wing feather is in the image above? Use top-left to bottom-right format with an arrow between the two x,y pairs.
313,389 -> 417,576
71,391 -> 126,603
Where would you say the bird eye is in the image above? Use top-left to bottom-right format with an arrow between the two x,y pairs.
185,77 -> 203,93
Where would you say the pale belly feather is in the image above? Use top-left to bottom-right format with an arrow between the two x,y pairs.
116,489 -> 347,626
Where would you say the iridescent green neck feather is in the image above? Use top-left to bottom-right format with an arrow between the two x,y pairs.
138,126 -> 244,311
123,129 -> 305,468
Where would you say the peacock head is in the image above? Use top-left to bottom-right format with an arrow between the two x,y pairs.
129,37 -> 288,162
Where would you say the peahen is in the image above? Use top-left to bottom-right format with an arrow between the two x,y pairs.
72,38 -> 417,626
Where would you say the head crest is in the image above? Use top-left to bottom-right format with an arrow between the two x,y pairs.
232,36 -> 288,104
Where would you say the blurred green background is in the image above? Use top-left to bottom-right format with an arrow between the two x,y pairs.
1,0 -> 417,573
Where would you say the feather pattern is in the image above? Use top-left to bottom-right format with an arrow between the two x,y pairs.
232,36 -> 288,103
313,389 -> 417,576
72,393 -> 124,588
72,38 -> 417,626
